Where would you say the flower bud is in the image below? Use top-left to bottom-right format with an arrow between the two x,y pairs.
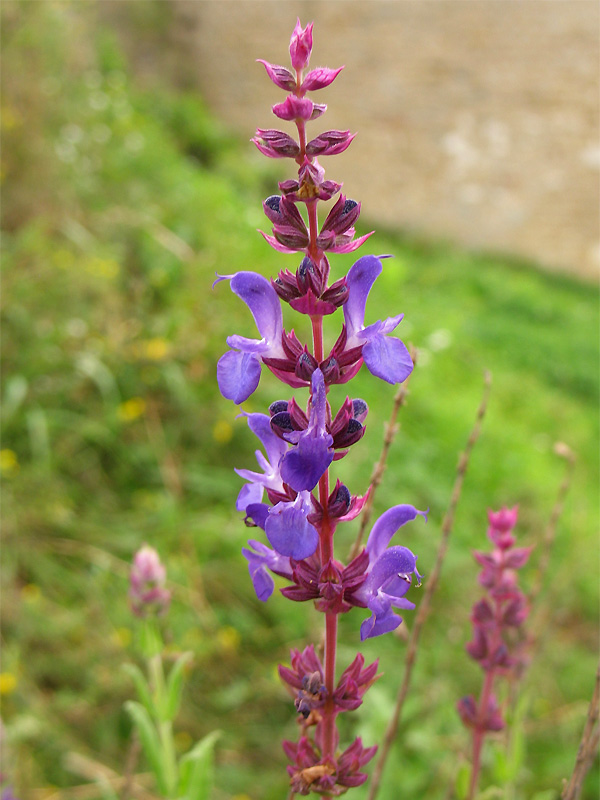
289,19 -> 313,71
129,545 -> 171,618
256,60 -> 297,91
272,95 -> 314,122
253,129 -> 300,159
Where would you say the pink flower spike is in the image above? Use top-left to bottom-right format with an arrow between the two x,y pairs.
289,19 -> 313,71
256,59 -> 297,91
302,66 -> 344,92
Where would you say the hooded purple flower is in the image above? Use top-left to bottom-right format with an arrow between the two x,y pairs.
280,369 -> 334,492
265,490 -> 319,560
343,255 -> 413,384
354,504 -> 426,640
242,539 -> 293,602
235,412 -> 288,512
216,271 -> 285,404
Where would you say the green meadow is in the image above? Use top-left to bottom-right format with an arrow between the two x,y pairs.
1,3 -> 598,798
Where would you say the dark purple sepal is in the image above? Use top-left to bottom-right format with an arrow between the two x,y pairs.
256,60 -> 297,91
306,129 -> 355,156
290,288 -> 338,316
252,128 -> 300,158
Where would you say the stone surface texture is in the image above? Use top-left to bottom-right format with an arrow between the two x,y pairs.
169,0 -> 599,280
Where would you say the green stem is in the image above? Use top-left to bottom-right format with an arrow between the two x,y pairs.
148,648 -> 178,797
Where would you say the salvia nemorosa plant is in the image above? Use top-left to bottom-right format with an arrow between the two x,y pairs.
457,507 -> 532,800
215,19 -> 426,794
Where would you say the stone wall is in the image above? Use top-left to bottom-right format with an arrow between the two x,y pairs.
169,0 -> 599,280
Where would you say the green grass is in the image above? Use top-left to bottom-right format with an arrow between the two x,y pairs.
1,3 -> 598,799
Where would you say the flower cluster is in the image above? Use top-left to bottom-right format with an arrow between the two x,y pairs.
217,20 -> 425,793
458,507 -> 531,748
129,545 -> 171,618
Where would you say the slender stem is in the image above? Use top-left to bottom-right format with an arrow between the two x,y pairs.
467,589 -> 503,800
148,653 -> 178,797
562,661 -> 600,800
367,371 -> 492,800
312,314 -> 324,364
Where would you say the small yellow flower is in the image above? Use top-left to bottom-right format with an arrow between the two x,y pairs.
143,338 -> 170,361
0,449 -> 19,474
217,626 -> 241,653
0,672 -> 17,695
117,397 -> 146,422
212,420 -> 233,444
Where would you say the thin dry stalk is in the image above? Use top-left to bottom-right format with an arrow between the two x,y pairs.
530,442 -> 576,607
367,371 -> 492,800
561,661 -> 600,800
348,349 -> 417,560
144,399 -> 183,499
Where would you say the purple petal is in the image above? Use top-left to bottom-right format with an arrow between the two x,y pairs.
217,351 -> 261,404
279,369 -> 334,491
343,255 -> 383,338
245,502 -> 269,530
246,413 -> 289,467
236,482 -> 264,512
280,435 -> 334,491
362,335 -> 413,384
366,505 -> 426,561
360,608 -> 401,641
230,272 -> 283,345
363,546 -> 418,595
242,539 -> 292,601
265,494 -> 319,559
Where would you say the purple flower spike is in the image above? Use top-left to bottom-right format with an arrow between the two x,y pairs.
280,369 -> 334,492
235,413 -> 288,511
242,539 -> 293,602
217,272 -> 285,403
265,491 -> 319,560
343,255 -> 413,384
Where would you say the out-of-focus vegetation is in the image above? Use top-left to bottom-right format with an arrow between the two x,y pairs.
1,2 -> 598,799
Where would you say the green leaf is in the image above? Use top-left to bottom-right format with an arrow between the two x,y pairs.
454,763 -> 470,800
124,700 -> 168,795
178,730 -> 220,800
164,651 -> 193,721
122,663 -> 155,717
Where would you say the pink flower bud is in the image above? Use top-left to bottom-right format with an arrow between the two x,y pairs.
256,60 -> 297,91
289,19 -> 313,71
272,95 -> 314,122
129,545 -> 171,618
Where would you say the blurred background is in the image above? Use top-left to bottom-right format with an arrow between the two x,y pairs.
1,2 -> 598,799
